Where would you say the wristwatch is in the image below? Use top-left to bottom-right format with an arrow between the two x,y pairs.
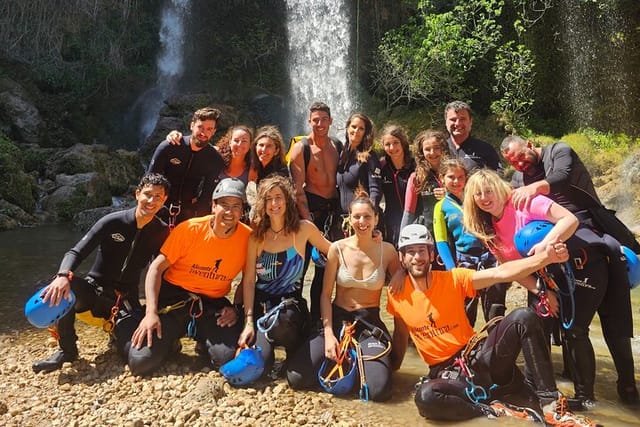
56,270 -> 74,281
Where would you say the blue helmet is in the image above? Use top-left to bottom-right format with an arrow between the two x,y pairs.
318,349 -> 358,395
311,246 -> 327,267
220,346 -> 265,386
25,288 -> 76,328
621,246 -> 640,289
514,220 -> 554,257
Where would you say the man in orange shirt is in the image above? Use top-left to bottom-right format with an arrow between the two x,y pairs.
129,178 -> 251,376
387,224 -> 598,426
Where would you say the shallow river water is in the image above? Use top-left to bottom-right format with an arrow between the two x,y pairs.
1,225 -> 638,425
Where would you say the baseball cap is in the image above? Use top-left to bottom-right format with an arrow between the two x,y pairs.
213,178 -> 246,202
398,224 -> 434,249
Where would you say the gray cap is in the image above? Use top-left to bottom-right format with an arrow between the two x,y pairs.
212,178 -> 246,202
398,224 -> 434,249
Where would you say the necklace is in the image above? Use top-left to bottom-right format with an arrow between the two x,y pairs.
269,226 -> 285,240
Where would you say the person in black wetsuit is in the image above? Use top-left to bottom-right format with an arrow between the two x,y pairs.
501,135 -> 639,405
336,113 -> 382,219
378,124 -> 416,245
444,101 -> 503,175
32,173 -> 170,373
148,107 -> 225,227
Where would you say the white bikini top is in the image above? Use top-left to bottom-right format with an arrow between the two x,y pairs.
335,242 -> 385,291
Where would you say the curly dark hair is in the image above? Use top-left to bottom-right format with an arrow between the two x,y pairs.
252,175 -> 300,241
216,125 -> 254,168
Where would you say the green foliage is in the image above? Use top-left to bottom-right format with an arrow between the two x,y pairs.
491,41 -> 536,134
0,133 -> 36,213
561,129 -> 639,176
371,0 -> 504,108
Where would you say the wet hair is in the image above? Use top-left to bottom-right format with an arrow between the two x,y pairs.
444,101 -> 473,120
349,186 -> 377,215
216,125 -> 254,168
137,173 -> 170,194
462,169 -> 513,250
379,124 -> 413,168
192,107 -> 221,123
413,129 -> 448,191
252,175 -> 300,240
309,101 -> 331,117
251,125 -> 287,174
342,113 -> 375,165
500,135 -> 527,154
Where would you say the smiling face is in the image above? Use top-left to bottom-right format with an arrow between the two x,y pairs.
349,201 -> 378,236
190,119 -> 217,148
382,135 -> 405,164
211,196 -> 244,232
135,184 -> 168,219
442,166 -> 466,199
264,186 -> 286,220
421,137 -> 445,169
445,108 -> 472,143
229,129 -> 251,159
502,142 -> 539,176
255,136 -> 278,166
309,110 -> 332,137
472,185 -> 504,218
347,117 -> 366,148
401,244 -> 433,278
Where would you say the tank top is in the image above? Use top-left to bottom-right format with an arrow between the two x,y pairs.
219,165 -> 251,185
255,236 -> 304,296
336,242 -> 385,290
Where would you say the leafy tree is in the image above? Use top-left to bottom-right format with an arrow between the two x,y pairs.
491,41 -> 535,134
371,0 -> 504,109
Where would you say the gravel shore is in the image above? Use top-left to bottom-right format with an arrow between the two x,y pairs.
0,323 -> 411,427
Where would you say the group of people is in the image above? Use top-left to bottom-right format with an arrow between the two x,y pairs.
30,100 -> 637,426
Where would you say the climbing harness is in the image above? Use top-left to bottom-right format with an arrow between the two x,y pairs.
536,264 -> 576,330
156,293 -> 203,338
317,320 -> 392,400
453,316 -> 502,404
256,297 -> 296,341
102,291 -> 123,334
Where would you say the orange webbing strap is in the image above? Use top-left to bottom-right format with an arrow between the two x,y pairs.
461,315 -> 503,361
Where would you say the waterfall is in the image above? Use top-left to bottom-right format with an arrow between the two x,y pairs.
284,1 -> 356,137
556,0 -> 633,131
133,0 -> 192,143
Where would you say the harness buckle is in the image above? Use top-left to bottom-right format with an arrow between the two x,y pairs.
573,256 -> 584,270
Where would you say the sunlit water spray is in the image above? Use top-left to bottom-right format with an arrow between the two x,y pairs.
284,0 -> 356,137
132,0 -> 192,143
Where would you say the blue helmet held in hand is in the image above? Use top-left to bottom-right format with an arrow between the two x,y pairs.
311,246 -> 327,267
318,349 -> 358,395
620,246 -> 640,289
25,288 -> 76,328
220,346 -> 265,386
514,220 -> 554,257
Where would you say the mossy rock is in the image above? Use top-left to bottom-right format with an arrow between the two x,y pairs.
0,134 -> 37,213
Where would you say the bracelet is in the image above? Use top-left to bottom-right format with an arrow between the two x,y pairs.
56,270 -> 74,281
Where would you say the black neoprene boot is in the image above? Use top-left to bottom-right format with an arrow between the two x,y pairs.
32,347 -> 78,373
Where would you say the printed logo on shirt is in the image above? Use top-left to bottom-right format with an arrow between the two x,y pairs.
574,277 -> 596,290
170,157 -> 182,165
111,233 -> 125,242
189,263 -> 230,281
410,311 -> 461,340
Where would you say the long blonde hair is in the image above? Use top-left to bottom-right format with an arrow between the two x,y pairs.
462,169 -> 512,250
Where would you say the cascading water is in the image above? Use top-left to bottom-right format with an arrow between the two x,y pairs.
284,1 -> 355,137
556,0 -> 633,131
131,0 -> 192,143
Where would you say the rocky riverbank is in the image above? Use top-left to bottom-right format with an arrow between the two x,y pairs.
0,323 -> 410,427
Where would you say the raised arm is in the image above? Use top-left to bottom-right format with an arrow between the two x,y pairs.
472,240 -> 568,290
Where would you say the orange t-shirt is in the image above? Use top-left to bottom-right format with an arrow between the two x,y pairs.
386,269 -> 476,366
161,215 -> 251,298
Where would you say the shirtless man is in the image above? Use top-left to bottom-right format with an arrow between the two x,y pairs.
289,102 -> 342,323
